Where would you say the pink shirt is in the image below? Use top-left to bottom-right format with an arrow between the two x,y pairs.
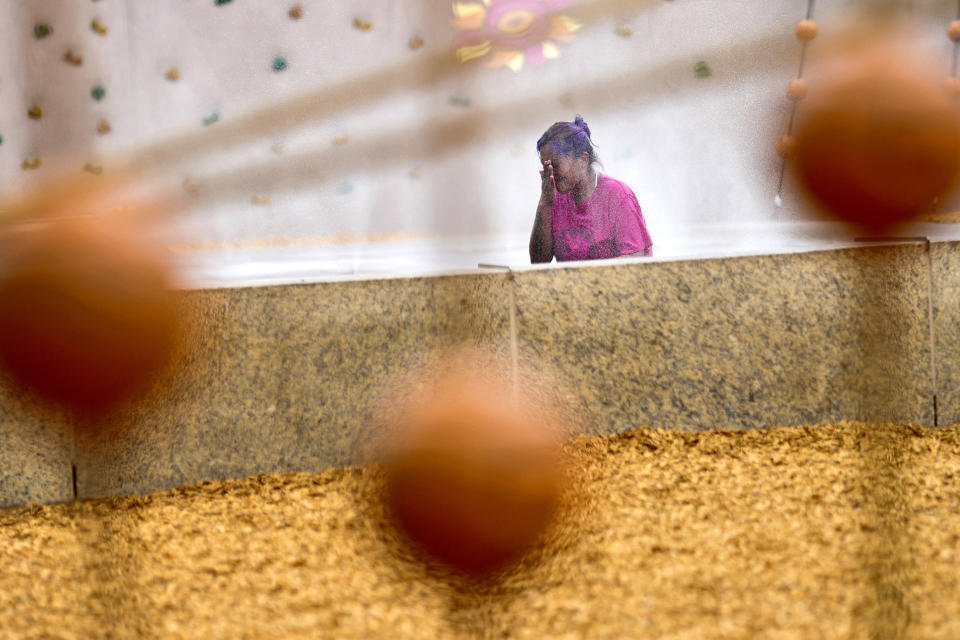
551,174 -> 653,261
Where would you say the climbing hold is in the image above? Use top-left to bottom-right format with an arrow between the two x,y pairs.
796,20 -> 818,41
63,50 -> 83,66
776,135 -> 796,159
786,78 -> 808,101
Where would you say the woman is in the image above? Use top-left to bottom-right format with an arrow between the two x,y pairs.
529,116 -> 653,263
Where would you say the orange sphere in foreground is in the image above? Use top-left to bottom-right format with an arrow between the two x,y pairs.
790,38 -> 960,232
0,218 -> 178,417
383,373 -> 565,578
949,20 -> 960,42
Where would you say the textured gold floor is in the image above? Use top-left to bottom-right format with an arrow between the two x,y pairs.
1,422 -> 958,639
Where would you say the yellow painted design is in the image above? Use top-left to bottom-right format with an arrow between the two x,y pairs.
452,2 -> 484,18
550,15 -> 581,41
451,2 -> 486,30
484,49 -> 522,68
456,41 -> 492,62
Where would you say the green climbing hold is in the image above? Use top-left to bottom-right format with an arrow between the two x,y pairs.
272,56 -> 288,72
203,112 -> 220,126
91,85 -> 106,101
694,60 -> 711,78
34,23 -> 53,39
215,0 -> 233,5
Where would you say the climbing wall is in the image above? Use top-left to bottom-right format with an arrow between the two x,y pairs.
2,1 -> 959,276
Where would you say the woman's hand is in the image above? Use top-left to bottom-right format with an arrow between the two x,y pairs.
530,160 -> 556,263
539,160 -> 556,207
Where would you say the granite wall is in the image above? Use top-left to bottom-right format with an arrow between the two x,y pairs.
1,240 -> 953,506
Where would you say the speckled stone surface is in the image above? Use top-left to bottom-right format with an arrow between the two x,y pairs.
11,243 -> 941,505
74,272 -> 512,499
513,244 -> 935,435
0,372 -> 73,507
930,240 -> 960,427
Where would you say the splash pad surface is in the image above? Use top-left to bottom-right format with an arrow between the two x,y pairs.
2,422 -> 958,639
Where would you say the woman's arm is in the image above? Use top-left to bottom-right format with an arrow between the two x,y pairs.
529,161 -> 556,263
529,202 -> 554,263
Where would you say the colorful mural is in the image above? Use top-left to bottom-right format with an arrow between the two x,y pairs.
452,0 -> 580,72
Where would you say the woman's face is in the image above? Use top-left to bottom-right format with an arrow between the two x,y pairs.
539,146 -> 587,194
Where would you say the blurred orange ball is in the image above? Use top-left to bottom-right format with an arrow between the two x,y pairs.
949,20 -> 960,42
383,369 -> 565,578
790,35 -> 960,232
0,217 -> 178,417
